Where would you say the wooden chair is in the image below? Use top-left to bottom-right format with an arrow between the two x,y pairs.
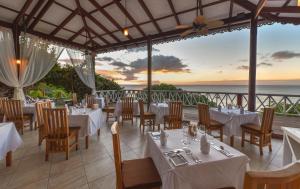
102,96 -> 115,122
35,101 -> 52,145
85,95 -> 96,108
43,108 -> 80,161
3,99 -> 31,134
164,101 -> 183,130
72,93 -> 78,106
241,107 -> 275,156
244,161 -> 300,189
198,103 -> 224,141
0,97 -> 8,122
111,122 -> 162,189
138,99 -> 157,133
121,97 -> 134,125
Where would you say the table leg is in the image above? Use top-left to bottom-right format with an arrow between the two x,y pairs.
6,151 -> 12,167
97,129 -> 100,137
85,136 -> 89,149
230,136 -> 234,147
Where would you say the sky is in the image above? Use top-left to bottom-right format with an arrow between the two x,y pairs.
58,23 -> 300,86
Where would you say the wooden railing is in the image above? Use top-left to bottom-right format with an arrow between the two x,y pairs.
96,90 -> 300,116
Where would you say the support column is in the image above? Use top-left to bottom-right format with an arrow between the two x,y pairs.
248,15 -> 257,112
91,51 -> 96,95
12,25 -> 20,78
147,37 -> 152,110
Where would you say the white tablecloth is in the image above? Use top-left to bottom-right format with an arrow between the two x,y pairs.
69,108 -> 105,137
144,129 -> 249,189
114,100 -> 139,119
150,103 -> 169,124
0,122 -> 23,160
210,108 -> 260,137
282,127 -> 300,166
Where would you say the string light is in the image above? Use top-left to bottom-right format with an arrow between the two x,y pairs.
123,28 -> 129,36
16,59 -> 21,65
298,0 -> 300,7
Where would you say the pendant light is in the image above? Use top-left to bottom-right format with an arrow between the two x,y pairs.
123,0 -> 129,36
298,0 -> 300,7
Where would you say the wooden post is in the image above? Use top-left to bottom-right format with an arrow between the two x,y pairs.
147,37 -> 152,110
6,151 -> 12,167
248,15 -> 257,112
91,51 -> 96,95
237,94 -> 243,107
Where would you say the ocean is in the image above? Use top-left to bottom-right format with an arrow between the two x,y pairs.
122,85 -> 300,96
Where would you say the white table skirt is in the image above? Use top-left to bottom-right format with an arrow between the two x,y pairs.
210,108 -> 260,137
144,129 -> 249,189
69,108 -> 105,137
0,122 -> 23,160
282,127 -> 300,166
150,103 -> 169,124
114,100 -> 139,119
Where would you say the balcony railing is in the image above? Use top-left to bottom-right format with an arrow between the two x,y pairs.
96,90 -> 300,116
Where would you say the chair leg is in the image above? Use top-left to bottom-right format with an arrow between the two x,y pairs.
97,129 -> 100,137
241,130 -> 245,147
76,132 -> 79,151
269,143 -> 272,152
220,127 -> 223,142
45,141 -> 49,161
66,140 -> 69,160
259,136 -> 263,156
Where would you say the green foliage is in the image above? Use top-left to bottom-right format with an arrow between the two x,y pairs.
28,82 -> 71,99
27,64 -> 122,100
144,83 -> 182,91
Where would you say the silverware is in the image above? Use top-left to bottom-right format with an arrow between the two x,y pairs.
211,145 -> 233,157
190,153 -> 201,164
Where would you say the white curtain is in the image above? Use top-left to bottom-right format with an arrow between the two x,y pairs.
0,27 -> 64,100
66,49 -> 96,94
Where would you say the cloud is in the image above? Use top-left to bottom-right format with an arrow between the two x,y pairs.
217,70 -> 223,74
126,47 -> 160,53
258,62 -> 272,67
271,51 -> 300,60
237,65 -> 249,70
110,61 -> 128,69
96,56 -> 114,62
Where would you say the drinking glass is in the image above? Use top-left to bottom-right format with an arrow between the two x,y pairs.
181,123 -> 190,146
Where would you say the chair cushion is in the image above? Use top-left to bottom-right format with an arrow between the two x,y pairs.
122,157 -> 161,189
241,123 -> 262,133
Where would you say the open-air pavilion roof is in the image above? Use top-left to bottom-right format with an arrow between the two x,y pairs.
0,0 -> 299,53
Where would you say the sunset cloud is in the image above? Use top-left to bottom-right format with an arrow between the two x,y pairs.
237,62 -> 272,71
272,51 -> 300,60
126,46 -> 160,53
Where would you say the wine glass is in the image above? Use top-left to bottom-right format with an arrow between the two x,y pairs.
181,122 -> 190,146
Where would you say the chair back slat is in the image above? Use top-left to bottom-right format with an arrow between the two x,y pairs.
167,101 -> 182,129
36,101 -> 52,127
122,97 -> 133,120
244,162 -> 300,189
138,99 -> 144,117
197,103 -> 210,127
111,122 -> 123,189
0,97 -> 8,114
261,108 -> 275,134
85,95 -> 96,108
43,108 -> 69,139
3,100 -> 23,121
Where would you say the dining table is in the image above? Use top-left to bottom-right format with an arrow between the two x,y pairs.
209,108 -> 260,146
149,103 -> 169,125
145,129 -> 249,189
68,108 -> 105,149
282,127 -> 300,166
0,122 -> 23,167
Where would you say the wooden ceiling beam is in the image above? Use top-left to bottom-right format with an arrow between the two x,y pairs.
199,0 -> 204,15
24,0 -> 45,26
88,0 -> 132,40
263,6 -> 300,13
87,26 -> 110,45
50,9 -> 79,36
254,0 -> 267,19
228,0 -> 234,30
138,0 -> 162,33
13,0 -> 34,25
276,0 -> 292,16
81,8 -> 121,43
68,27 -> 85,41
94,12 -> 252,52
167,0 -> 180,25
114,0 -> 146,37
28,0 -> 55,30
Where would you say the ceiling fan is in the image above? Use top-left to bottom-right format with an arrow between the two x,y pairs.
176,0 -> 224,37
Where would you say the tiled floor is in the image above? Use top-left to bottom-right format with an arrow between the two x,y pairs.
0,119 -> 284,189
